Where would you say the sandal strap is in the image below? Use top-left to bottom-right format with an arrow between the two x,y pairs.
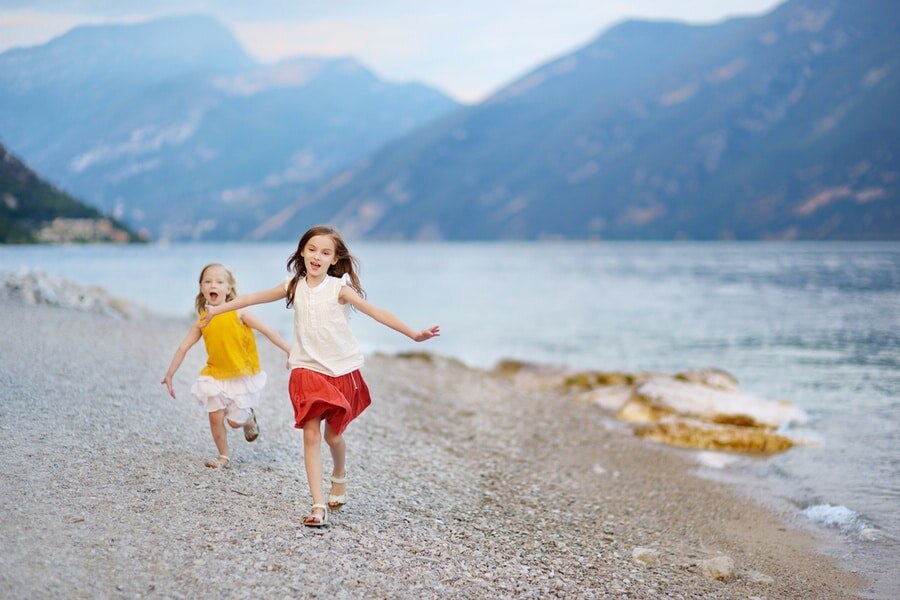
311,503 -> 328,510
330,475 -> 347,484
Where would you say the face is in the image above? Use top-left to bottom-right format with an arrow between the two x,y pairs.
301,234 -> 338,278
200,265 -> 232,307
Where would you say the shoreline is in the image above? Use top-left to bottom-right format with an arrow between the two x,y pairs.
0,299 -> 867,598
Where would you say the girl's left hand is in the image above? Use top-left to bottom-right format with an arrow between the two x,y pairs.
413,325 -> 441,342
198,305 -> 217,328
161,375 -> 176,399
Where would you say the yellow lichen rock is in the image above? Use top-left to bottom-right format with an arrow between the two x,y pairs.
673,367 -> 740,391
635,417 -> 795,453
492,359 -> 535,376
563,371 -> 637,390
633,377 -> 807,429
583,384 -> 634,411
395,351 -> 435,362
617,397 -> 673,423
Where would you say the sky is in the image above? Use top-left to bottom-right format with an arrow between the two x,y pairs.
0,0 -> 784,103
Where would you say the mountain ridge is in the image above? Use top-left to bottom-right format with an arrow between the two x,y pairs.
0,14 -> 459,240
265,0 -> 898,240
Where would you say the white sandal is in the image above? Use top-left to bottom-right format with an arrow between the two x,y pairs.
303,503 -> 329,527
327,474 -> 347,510
204,454 -> 230,469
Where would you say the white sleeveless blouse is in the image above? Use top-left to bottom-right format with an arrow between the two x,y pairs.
285,274 -> 364,377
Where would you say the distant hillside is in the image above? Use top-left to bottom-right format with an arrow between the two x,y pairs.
0,15 -> 459,240
261,0 -> 899,240
0,142 -> 139,243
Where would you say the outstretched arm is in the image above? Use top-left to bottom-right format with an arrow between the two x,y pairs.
200,283 -> 288,327
161,325 -> 202,398
340,286 -> 440,342
240,309 -> 292,355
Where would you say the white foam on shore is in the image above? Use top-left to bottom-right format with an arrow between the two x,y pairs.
695,451 -> 741,469
802,503 -> 870,533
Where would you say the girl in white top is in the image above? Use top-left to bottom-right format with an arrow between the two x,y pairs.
202,225 -> 439,527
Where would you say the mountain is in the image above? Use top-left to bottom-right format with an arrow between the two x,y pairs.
260,0 -> 899,240
0,15 -> 459,240
0,142 -> 140,243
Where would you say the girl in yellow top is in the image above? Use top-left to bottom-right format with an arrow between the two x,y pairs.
162,263 -> 291,468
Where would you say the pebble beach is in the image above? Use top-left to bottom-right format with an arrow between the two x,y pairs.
0,281 -> 865,599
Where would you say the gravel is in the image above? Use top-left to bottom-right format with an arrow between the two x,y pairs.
0,301 -> 863,599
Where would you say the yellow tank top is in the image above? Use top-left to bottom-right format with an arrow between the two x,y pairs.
200,310 -> 261,380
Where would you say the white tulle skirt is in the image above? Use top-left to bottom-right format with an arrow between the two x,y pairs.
190,372 -> 267,413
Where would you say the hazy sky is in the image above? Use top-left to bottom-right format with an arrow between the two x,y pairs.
0,0 -> 784,102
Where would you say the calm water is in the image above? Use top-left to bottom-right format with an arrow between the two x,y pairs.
2,241 -> 898,593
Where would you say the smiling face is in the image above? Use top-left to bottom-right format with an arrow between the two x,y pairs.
301,234 -> 338,280
199,264 -> 233,307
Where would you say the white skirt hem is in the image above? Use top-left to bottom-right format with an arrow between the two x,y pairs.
190,372 -> 267,410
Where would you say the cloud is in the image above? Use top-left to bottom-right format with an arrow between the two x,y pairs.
0,1 -> 784,102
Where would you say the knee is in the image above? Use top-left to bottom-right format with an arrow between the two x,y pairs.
303,426 -> 321,447
226,419 -> 241,429
323,429 -> 343,447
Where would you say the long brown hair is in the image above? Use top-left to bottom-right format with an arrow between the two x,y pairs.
285,225 -> 364,308
195,263 -> 238,314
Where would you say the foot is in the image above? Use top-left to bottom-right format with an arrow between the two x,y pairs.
243,410 -> 259,442
303,503 -> 329,527
204,455 -> 230,468
327,474 -> 347,510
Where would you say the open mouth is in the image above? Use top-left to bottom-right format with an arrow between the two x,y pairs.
209,292 -> 219,301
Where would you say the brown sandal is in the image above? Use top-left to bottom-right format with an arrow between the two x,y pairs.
243,410 -> 259,442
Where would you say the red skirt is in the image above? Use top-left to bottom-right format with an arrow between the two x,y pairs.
288,368 -> 371,435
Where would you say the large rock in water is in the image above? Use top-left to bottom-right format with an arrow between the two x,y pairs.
621,376 -> 807,428
633,417 -> 795,453
562,368 -> 807,454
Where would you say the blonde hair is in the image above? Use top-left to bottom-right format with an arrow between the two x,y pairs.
285,225 -> 364,308
194,263 -> 237,314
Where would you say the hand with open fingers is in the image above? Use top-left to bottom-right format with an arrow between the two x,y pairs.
413,325 -> 441,342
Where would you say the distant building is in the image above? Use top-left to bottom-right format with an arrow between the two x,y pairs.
35,218 -> 131,243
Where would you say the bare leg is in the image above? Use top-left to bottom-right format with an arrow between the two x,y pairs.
324,422 -> 346,501
207,409 -> 229,467
303,418 -> 325,520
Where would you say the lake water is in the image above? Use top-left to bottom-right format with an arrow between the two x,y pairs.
2,241 -> 898,595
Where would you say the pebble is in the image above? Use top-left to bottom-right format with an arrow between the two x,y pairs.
700,556 -> 736,581
631,547 -> 659,566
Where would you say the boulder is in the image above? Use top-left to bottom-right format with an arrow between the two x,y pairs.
635,417 -> 795,453
627,377 -> 807,429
